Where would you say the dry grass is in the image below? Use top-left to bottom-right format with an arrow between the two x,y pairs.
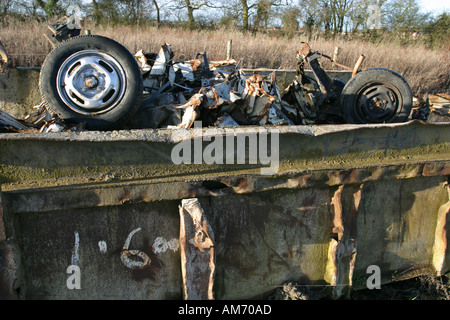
1,19 -> 448,95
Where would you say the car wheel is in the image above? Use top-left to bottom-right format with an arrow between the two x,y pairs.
341,68 -> 413,124
39,35 -> 143,130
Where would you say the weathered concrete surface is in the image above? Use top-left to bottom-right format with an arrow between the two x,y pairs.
0,121 -> 449,299
0,68 -> 41,120
12,201 -> 182,299
0,122 -> 448,188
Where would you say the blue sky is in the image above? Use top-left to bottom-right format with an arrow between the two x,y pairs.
418,0 -> 450,14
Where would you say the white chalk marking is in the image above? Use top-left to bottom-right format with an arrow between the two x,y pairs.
71,231 -> 80,266
153,237 -> 180,254
120,228 -> 151,269
98,241 -> 107,254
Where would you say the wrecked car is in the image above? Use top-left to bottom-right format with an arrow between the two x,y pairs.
35,20 -> 414,131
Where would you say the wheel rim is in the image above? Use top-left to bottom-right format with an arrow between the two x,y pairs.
354,82 -> 402,123
56,50 -> 127,115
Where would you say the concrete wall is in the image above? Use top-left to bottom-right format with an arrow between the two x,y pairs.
0,68 -> 41,120
0,67 -> 449,300
0,122 -> 449,300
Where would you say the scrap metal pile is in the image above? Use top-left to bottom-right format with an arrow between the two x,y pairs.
128,44 -> 295,130
0,17 -> 448,133
1,41 -> 352,133
119,42 -> 365,130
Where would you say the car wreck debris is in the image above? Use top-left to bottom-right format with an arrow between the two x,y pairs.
44,16 -> 82,48
124,38 -> 415,130
32,17 -> 416,130
0,103 -> 84,133
1,17 -> 444,133
127,43 -> 288,129
0,109 -> 30,132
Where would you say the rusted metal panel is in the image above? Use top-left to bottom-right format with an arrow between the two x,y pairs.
325,185 -> 361,299
352,176 -> 449,285
432,185 -> 450,276
179,199 -> 215,300
193,188 -> 332,299
13,201 -> 182,299
0,41 -> 9,73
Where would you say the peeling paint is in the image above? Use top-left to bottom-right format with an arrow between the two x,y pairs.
179,198 -> 215,300
432,183 -> 450,276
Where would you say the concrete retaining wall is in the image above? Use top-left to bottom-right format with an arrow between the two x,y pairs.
0,121 -> 449,300
0,67 -> 449,300
0,68 -> 41,120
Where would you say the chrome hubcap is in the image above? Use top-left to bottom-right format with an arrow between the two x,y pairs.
56,50 -> 126,115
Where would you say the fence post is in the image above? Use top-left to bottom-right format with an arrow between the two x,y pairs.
226,39 -> 232,60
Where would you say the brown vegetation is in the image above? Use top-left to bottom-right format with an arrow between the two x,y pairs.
1,19 -> 448,95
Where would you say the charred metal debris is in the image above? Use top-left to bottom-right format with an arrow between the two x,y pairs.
0,23 -> 449,133
126,41 -> 368,129
44,16 -> 82,48
3,41 -> 352,132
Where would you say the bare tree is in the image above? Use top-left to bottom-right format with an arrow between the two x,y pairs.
298,0 -> 359,36
0,0 -> 13,16
35,0 -> 62,17
170,0 -> 220,28
240,0 -> 258,30
119,0 -> 154,25
330,0 -> 354,34
153,0 -> 161,27
91,0 -> 121,25
384,0 -> 430,31
254,0 -> 271,30
281,5 -> 301,37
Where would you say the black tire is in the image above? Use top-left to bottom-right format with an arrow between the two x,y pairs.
39,35 -> 143,130
332,78 -> 346,94
341,68 -> 413,124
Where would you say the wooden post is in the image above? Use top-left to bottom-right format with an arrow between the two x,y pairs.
179,198 -> 215,300
226,39 -> 232,60
332,46 -> 340,65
